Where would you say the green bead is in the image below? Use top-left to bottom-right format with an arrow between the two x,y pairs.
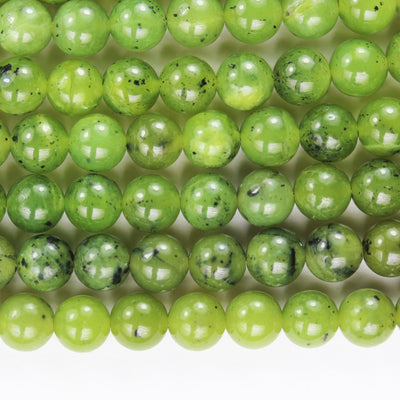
351,159 -> 400,217
130,233 -> 188,292
238,169 -> 294,227
48,59 -> 102,116
0,0 -> 52,56
181,173 -> 237,230
168,293 -> 225,350
111,293 -> 168,350
53,0 -> 109,57
167,0 -> 224,47
11,114 -> 69,173
126,113 -> 182,170
330,39 -> 388,97
295,163 -> 351,220
0,57 -> 47,115
224,0 -> 282,44
0,293 -> 53,351
273,48 -> 331,105
226,291 -> 282,349
0,236 -> 16,289
387,33 -> 400,83
189,234 -> 246,291
110,0 -> 166,52
54,295 -> 110,352
216,53 -> 274,111
247,228 -> 305,287
160,56 -> 216,114
300,104 -> 358,162
0,120 -> 10,166
103,58 -> 159,116
75,234 -> 130,291
7,174 -> 64,233
283,290 -> 338,348
0,185 -> 6,223
17,235 -> 73,292
241,107 -> 299,167
122,174 -> 180,232
339,289 -> 396,347
305,223 -> 363,282
65,174 -> 122,232
42,0 -> 66,3
183,110 -> 240,168
70,114 -> 126,172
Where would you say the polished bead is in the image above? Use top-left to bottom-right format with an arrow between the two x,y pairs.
387,33 -> 400,83
0,237 -> 16,289
0,120 -> 10,166
0,185 -> 6,223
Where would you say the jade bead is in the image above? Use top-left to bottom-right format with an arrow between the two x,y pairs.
283,290 -> 339,348
129,233 -> 188,292
70,114 -> 126,172
305,223 -> 363,282
330,39 -> 388,97
7,174 -> 64,233
181,173 -> 237,231
216,53 -> 274,111
189,234 -> 246,291
126,113 -> 182,170
0,185 -> 5,222
11,114 -> 69,173
168,293 -> 225,350
47,59 -> 102,116
0,120 -> 10,165
273,48 -> 331,105
237,169 -> 294,227
160,56 -> 216,114
0,293 -> 53,351
351,159 -> 400,217
54,295 -> 110,352
247,228 -> 305,287
74,234 -> 130,291
65,174 -> 122,232
110,0 -> 166,52
387,33 -> 400,83
122,175 -> 180,232
0,236 -> 16,289
0,0 -> 52,56
111,293 -> 168,350
300,104 -> 358,162
167,0 -> 224,47
339,289 -> 396,347
224,0 -> 282,44
0,57 -> 47,115
183,110 -> 240,168
241,107 -> 299,167
103,58 -> 159,116
295,163 -> 351,221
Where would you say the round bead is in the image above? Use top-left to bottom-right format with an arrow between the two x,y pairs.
183,110 -> 240,168
387,33 -> 400,83
0,185 -> 6,223
0,120 -> 10,166
0,236 -> 16,289
247,228 -> 305,287
129,233 -> 188,292
168,293 -> 225,350
305,223 -> 363,282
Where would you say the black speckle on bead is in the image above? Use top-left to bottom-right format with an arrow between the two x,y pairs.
247,186 -> 260,197
374,295 -> 380,301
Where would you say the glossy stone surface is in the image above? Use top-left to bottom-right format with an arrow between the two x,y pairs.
111,293 -> 168,350
168,293 -> 225,350
0,120 -> 10,165
351,159 -> 400,217
0,185 -> 5,223
295,163 -> 351,220
75,234 -> 130,291
11,114 -> 69,173
122,175 -> 180,232
0,236 -> 16,289
238,169 -> 294,227
130,233 -> 188,292
305,223 -> 363,282
65,174 -> 122,232
7,174 -> 64,233
300,104 -> 358,162
17,235 -> 73,292
183,110 -> 240,168
181,173 -> 237,230
283,290 -> 338,347
160,56 -> 216,114
247,228 -> 305,287
388,33 -> 400,83
273,48 -> 331,105
217,53 -> 274,111
241,107 -> 299,167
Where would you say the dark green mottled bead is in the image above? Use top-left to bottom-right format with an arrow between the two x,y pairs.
387,32 -> 400,83
0,120 -> 11,166
0,237 -> 16,289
